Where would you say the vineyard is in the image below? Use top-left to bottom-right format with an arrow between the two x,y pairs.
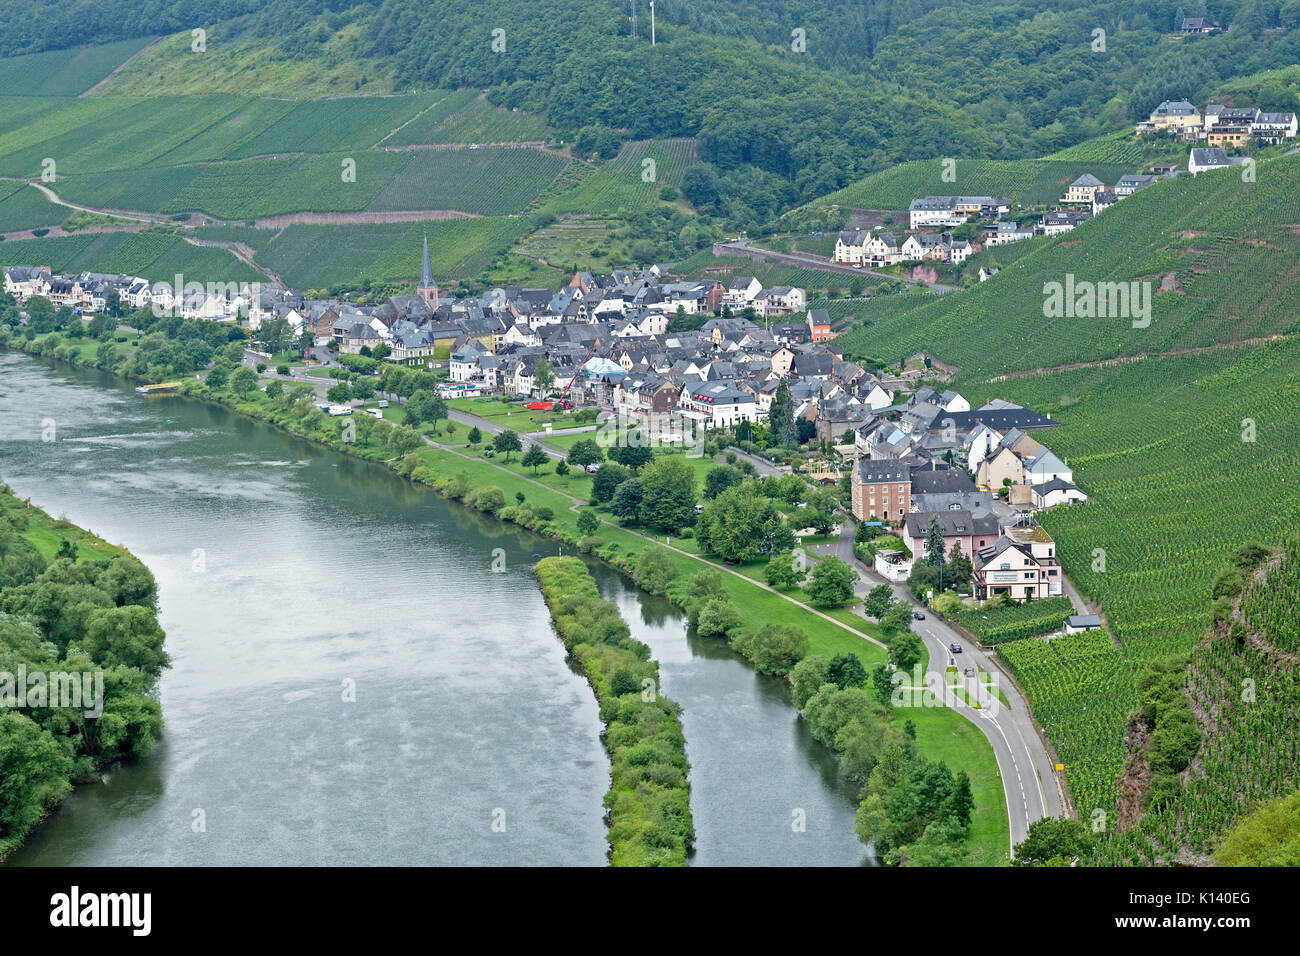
1095,544 -> 1300,865
836,155 -> 1300,380
547,139 -> 697,214
954,596 -> 1074,644
234,215 -> 534,289
0,230 -> 264,283
981,334 -> 1300,825
0,36 -> 151,96
381,90 -> 553,145
813,158 -> 1136,212
0,179 -> 64,233
363,147 -> 569,216
1045,129 -> 1183,167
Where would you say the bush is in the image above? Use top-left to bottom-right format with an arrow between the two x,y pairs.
731,624 -> 808,675
471,486 -> 506,514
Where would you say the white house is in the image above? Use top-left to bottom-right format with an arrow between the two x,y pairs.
834,230 -> 870,264
1189,147 -> 1234,175
678,382 -> 758,430
1023,448 -> 1072,484
863,383 -> 894,410
1032,478 -> 1088,509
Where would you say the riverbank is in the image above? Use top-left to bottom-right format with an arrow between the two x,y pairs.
1,334 -> 1010,864
0,484 -> 167,861
535,557 -> 693,866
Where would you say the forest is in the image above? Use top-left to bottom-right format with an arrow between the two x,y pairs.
5,1 -> 1300,229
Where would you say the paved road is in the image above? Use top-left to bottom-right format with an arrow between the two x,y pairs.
717,240 -> 957,291
827,522 -> 1065,857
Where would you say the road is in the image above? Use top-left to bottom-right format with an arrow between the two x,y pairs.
826,522 -> 1065,857
716,240 -> 957,291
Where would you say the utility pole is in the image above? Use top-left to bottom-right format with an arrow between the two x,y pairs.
650,1 -> 656,44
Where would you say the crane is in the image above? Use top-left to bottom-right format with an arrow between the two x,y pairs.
524,345 -> 596,411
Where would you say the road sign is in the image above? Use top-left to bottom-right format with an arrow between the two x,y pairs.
1055,763 -> 1064,771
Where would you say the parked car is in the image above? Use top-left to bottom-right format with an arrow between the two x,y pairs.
963,667 -> 977,677
913,610 -> 925,620
949,642 -> 962,654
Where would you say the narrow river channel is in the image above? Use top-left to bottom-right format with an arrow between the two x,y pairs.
0,352 -> 869,866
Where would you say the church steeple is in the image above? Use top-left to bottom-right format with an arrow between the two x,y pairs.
417,233 -> 438,307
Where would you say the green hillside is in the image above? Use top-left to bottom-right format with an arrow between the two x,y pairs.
836,155 -> 1300,378
814,158 -> 1138,212
0,231 -> 265,283
0,36 -> 153,96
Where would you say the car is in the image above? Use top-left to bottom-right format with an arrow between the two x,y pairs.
963,667 -> 977,677
851,263 -> 863,269
913,610 -> 926,620
949,642 -> 962,654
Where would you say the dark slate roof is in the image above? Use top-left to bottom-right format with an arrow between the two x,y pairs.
939,409 -> 1058,431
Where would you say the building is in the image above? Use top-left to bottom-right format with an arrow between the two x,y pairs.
1188,147 -> 1234,175
1064,614 -> 1102,634
416,234 -> 439,308
807,308 -> 833,343
1063,173 -> 1104,204
1147,100 -> 1202,132
903,510 -> 999,562
973,523 -> 1062,600
678,382 -> 757,430
833,230 -> 870,264
1032,477 -> 1089,509
1114,174 -> 1156,197
1252,112 -> 1299,144
852,460 -> 911,522
1180,17 -> 1218,33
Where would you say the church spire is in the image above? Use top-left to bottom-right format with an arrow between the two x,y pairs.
417,233 -> 438,307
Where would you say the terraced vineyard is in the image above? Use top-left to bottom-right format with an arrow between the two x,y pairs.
548,139 -> 696,214
814,158 -> 1135,212
837,156 -> 1300,379
985,334 -> 1300,823
1095,544 -> 1300,865
1045,130 -> 1182,167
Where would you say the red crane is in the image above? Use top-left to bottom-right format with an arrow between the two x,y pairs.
524,345 -> 595,411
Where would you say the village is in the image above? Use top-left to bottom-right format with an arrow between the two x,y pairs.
4,229 -> 1092,613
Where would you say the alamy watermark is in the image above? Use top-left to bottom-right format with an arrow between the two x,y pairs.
1043,274 -> 1151,328
1,666 -> 104,717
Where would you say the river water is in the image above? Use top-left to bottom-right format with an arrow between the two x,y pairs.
0,352 -> 868,866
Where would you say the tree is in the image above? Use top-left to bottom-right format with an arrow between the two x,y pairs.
230,366 -> 259,397
732,624 -> 808,675
405,390 -> 447,427
887,630 -> 925,672
77,605 -> 170,679
947,541 -> 973,589
864,583 -> 894,618
637,456 -> 697,532
703,465 -> 743,499
264,380 -> 283,399
632,547 -> 676,594
944,771 -> 974,828
610,477 -> 645,522
205,364 -> 230,389
763,550 -> 806,589
872,664 -> 894,709
610,442 -> 654,470
326,383 -> 352,404
467,426 -> 482,444
828,653 -> 868,689
576,509 -> 600,536
1215,790 -> 1300,866
521,444 -> 549,474
533,355 -> 555,394
697,597 -> 743,638
554,458 -> 569,476
768,379 -> 798,448
696,484 -> 782,563
805,556 -> 856,607
925,517 -> 946,567
1012,817 -> 1095,867
492,429 -> 522,462
0,712 -> 73,838
590,462 -> 630,502
567,438 -> 605,469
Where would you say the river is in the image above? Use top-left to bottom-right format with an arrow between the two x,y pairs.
0,351 -> 869,866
